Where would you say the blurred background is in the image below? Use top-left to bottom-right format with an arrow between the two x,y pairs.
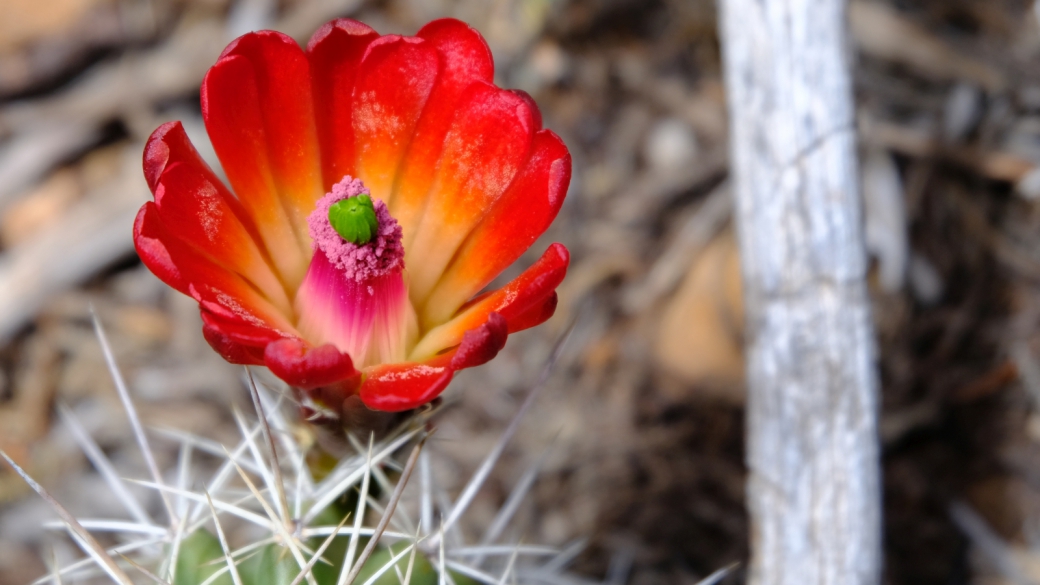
1,0 -> 1040,583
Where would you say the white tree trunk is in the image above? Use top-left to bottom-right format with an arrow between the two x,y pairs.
718,1 -> 882,584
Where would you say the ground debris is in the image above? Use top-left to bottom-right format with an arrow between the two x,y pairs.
2,1 -> 1040,584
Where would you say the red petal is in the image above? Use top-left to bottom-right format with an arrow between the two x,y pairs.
359,358 -> 454,412
421,130 -> 570,326
351,35 -> 439,202
264,338 -> 360,390
202,321 -> 266,365
153,161 -> 292,314
406,82 -> 537,304
144,122 -> 212,193
508,89 -> 543,131
450,312 -> 508,370
306,19 -> 380,188
506,292 -> 558,333
199,307 -> 286,346
388,19 -> 494,239
202,32 -> 322,287
218,33 -> 323,213
477,243 -> 569,322
134,203 -> 297,340
134,203 -> 188,294
417,18 -> 494,83
143,123 -> 260,238
144,122 -> 258,223
410,244 -> 569,360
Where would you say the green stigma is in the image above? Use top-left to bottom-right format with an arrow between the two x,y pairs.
328,194 -> 379,245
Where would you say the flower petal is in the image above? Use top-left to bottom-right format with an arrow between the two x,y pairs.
144,122 -> 259,224
153,161 -> 292,315
507,292 -> 559,333
417,18 -> 494,77
509,89 -> 543,131
134,203 -> 189,295
420,129 -> 570,327
351,35 -> 439,202
202,321 -> 267,365
359,358 -> 454,412
202,31 -> 323,288
307,18 -> 380,188
264,338 -> 360,390
142,121 -> 294,317
218,32 -> 325,223
134,202 -> 298,341
388,19 -> 494,237
199,304 -> 291,365
449,312 -> 508,370
405,83 -> 537,305
409,243 -> 569,360
144,121 -> 210,193
200,306 -> 285,345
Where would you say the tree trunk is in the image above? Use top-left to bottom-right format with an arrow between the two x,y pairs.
718,1 -> 883,584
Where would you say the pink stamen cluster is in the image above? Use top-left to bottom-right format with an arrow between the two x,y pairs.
307,176 -> 405,282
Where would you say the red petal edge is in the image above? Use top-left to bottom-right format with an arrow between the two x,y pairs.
421,130 -> 570,326
360,311 -> 508,411
507,292 -> 559,334
450,312 -> 508,369
264,338 -> 360,390
359,359 -> 454,412
133,203 -> 187,294
202,321 -> 266,365
307,18 -> 380,188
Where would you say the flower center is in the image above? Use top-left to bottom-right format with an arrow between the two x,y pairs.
329,193 -> 378,245
294,176 -> 415,368
306,177 -> 405,282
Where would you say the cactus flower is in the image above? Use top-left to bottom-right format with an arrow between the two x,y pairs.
134,18 -> 570,413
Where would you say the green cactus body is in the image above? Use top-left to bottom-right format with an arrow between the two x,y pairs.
172,527 -> 478,585
173,530 -> 235,585
350,547 -> 437,585
239,544 -> 304,585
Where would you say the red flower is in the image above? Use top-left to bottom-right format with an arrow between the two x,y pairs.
133,19 -> 570,413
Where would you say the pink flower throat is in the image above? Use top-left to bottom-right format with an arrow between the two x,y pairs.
294,176 -> 415,368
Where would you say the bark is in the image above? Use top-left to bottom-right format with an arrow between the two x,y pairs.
718,1 -> 882,584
